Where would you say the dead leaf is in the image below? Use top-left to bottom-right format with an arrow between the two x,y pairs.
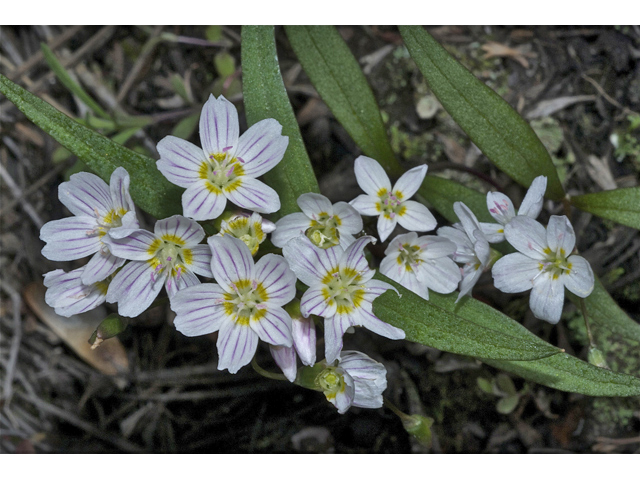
586,155 -> 617,191
23,281 -> 129,376
481,41 -> 537,69
525,95 -> 596,119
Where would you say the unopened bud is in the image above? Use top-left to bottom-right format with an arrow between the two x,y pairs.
588,346 -> 610,370
88,314 -> 128,350
402,414 -> 434,448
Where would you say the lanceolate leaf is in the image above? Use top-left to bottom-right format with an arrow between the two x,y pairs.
399,26 -> 565,201
373,273 -> 561,361
484,353 -> 640,396
0,74 -> 182,219
285,25 -> 402,178
241,26 -> 320,220
418,175 -> 493,224
570,187 -> 640,230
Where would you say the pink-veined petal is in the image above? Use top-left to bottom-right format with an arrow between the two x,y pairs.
353,155 -> 391,197
208,235 -> 255,290
108,211 -> 140,240
101,229 -> 157,261
392,164 -> 427,199
480,222 -> 505,243
200,94 -> 239,156
269,345 -> 297,382
223,176 -> 280,214
216,321 -> 258,374
486,191 -> 515,225
397,200 -> 437,233
332,201 -> 363,234
457,263 -> 483,301
182,180 -> 227,221
354,307 -> 405,341
188,245 -> 214,278
251,305 -> 293,347
40,217 -> 102,261
416,257 -> 461,295
44,268 -> 107,317
362,278 -> 398,304
530,272 -> 565,324
324,313 -> 354,363
271,213 -> 312,248
165,268 -> 200,298
283,235 -> 339,286
503,216 -> 548,260
109,167 -> 136,213
235,118 -> 288,177
349,194 -> 381,217
156,135 -> 207,188
297,192 -> 333,218
58,172 -> 112,218
254,254 -> 296,306
546,215 -> 576,257
171,283 -> 227,336
154,215 -> 205,246
300,283 -> 338,319
492,253 -> 540,293
292,316 -> 316,366
564,255 -> 594,298
81,251 -> 126,285
341,235 -> 375,274
518,176 -> 547,218
377,215 -> 397,242
106,260 -> 164,318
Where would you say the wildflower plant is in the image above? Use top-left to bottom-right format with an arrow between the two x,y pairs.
4,24 -> 640,446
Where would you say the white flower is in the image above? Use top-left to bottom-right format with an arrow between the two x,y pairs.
156,94 -> 288,220
40,167 -> 139,285
349,156 -> 437,242
103,215 -> 213,317
283,235 -> 405,363
170,235 -> 296,374
380,232 -> 461,300
271,193 -> 363,249
218,212 -> 274,255
316,351 -> 387,414
43,267 -> 110,317
270,303 -> 317,382
492,215 -> 594,324
437,202 -> 490,301
480,176 -> 547,243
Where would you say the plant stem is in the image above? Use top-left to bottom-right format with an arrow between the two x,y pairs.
251,357 -> 288,382
580,297 -> 595,348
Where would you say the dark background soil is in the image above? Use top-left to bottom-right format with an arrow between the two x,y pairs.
1,26 -> 639,453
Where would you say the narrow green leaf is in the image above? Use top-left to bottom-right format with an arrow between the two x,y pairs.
0,74 -> 182,219
570,187 -> 640,230
484,353 -> 640,396
40,43 -> 110,120
241,26 -> 320,220
285,25 -> 402,178
373,273 -> 561,361
418,175 -> 493,224
400,26 -> 565,201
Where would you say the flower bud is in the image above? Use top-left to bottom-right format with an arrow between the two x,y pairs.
588,346 -> 610,370
88,314 -> 128,349
402,414 -> 434,448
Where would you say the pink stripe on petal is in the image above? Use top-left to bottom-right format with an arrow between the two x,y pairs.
109,167 -> 135,213
251,306 -> 293,347
235,119 -> 288,178
107,261 -> 164,318
59,172 -> 112,217
154,215 -> 205,246
324,313 -> 353,363
182,181 -> 226,221
254,254 -> 296,306
269,345 -> 297,382
200,95 -> 239,156
102,229 -> 157,261
81,251 -> 126,285
208,235 -> 255,288
216,321 -> 258,374
156,136 -> 206,188
224,177 -> 280,214
292,317 -> 316,366
282,236 -> 339,286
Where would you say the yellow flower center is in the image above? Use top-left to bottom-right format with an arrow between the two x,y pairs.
321,266 -> 365,315
147,234 -> 193,282
198,151 -> 245,193
306,212 -> 342,249
222,278 -> 269,325
377,188 -> 406,220
316,366 -> 346,400
539,247 -> 573,280
396,243 -> 422,272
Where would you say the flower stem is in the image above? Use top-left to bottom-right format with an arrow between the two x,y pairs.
579,298 -> 595,348
251,357 -> 288,382
383,396 -> 412,422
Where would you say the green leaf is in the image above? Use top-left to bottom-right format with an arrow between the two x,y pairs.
0,74 -> 182,219
418,175 -> 493,224
241,26 -> 320,220
484,353 -> 640,396
399,26 -> 564,201
570,187 -> 640,230
373,273 -> 561,361
40,43 -> 110,120
285,25 -> 402,178
496,395 -> 519,414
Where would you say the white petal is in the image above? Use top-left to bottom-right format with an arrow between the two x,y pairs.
271,213 -> 312,248
301,283 -> 338,319
171,283 -> 228,336
40,217 -> 102,261
353,155 -> 391,197
216,321 -> 258,374
377,215 -> 397,242
188,245 -> 214,278
282,235 -> 339,286
81,251 -> 126,285
392,164 -> 427,199
480,222 -> 506,243
102,229 -> 157,261
503,216 -> 548,260
165,268 -> 200,298
208,235 -> 255,290
109,167 -> 136,213
341,235 -> 375,274
396,200 -> 437,233
251,306 -> 293,347
269,345 -> 297,382
200,94 -> 239,156
437,225 -> 473,256
564,255 -> 594,298
457,263 -> 483,301
349,194 -> 381,217
546,215 -> 576,257
330,373 -> 355,414
234,118 -> 288,177
362,278 -> 398,304
58,172 -> 112,218
182,180 -> 227,221
518,176 -> 547,218
416,235 -> 457,259
530,272 -> 565,324
486,191 -> 515,225
156,136 -> 206,188
297,192 -> 333,218
333,202 -> 363,234
416,257 -> 461,295
108,211 -> 140,240
154,215 -> 205,246
224,176 -> 280,214
492,253 -> 540,293
324,313 -> 353,363
107,261 -> 164,318
453,202 -> 482,240
354,307 -> 406,340
292,317 -> 316,366
254,254 -> 297,306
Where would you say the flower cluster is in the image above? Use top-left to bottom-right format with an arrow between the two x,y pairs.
40,95 -> 594,416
